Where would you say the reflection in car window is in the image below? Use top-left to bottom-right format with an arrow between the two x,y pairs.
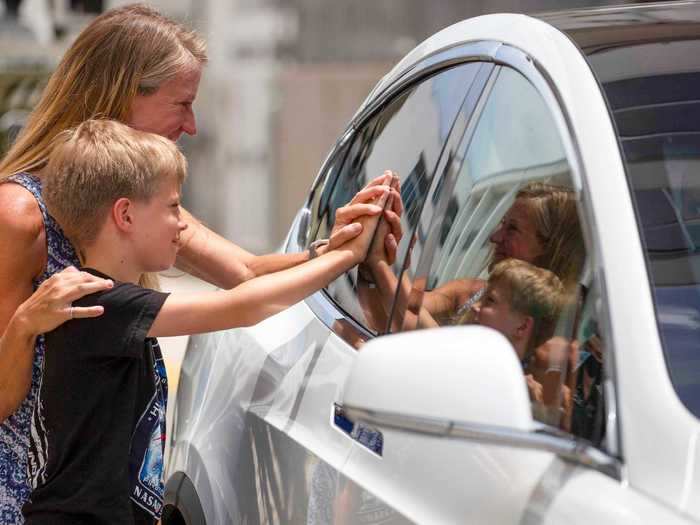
428,67 -> 572,292
392,66 -> 601,439
314,62 -> 483,333
592,46 -> 700,418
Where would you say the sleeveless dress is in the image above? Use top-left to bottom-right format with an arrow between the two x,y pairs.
0,174 -> 79,524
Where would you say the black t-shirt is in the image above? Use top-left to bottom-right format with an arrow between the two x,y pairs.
22,269 -> 169,525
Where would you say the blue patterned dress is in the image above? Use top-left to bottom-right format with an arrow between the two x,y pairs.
0,174 -> 79,524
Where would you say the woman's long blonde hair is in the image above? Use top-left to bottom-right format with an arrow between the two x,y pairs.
0,4 -> 206,289
517,183 -> 584,287
0,3 -> 207,180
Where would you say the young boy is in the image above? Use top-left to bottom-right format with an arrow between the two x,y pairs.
22,119 -> 385,524
471,258 -> 564,364
470,258 -> 568,424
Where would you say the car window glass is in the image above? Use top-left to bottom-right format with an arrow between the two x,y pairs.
590,48 -> 700,419
387,66 -> 600,440
313,63 -> 483,335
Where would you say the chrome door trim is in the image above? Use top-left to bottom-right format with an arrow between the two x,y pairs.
305,290 -> 374,346
343,405 -> 622,480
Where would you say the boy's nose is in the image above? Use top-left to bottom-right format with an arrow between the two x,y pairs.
179,221 -> 188,232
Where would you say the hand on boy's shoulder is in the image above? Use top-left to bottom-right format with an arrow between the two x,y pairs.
72,268 -> 167,320
51,269 -> 169,359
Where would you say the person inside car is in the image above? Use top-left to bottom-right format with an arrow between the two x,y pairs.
429,182 -> 584,322
358,182 -> 584,329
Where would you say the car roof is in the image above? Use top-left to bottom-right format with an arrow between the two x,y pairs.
536,1 -> 700,83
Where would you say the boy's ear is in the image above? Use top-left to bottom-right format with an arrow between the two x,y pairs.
515,315 -> 534,341
112,197 -> 134,232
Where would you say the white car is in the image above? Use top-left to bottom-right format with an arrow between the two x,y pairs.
164,3 -> 700,524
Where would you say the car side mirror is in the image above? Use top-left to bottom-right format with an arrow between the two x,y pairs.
340,326 -> 534,431
340,326 -> 621,478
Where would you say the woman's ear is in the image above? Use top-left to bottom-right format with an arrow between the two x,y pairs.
112,197 -> 134,232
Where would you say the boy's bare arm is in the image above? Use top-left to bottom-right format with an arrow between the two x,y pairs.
175,175 -> 394,290
148,200 -> 391,338
150,245 -> 357,337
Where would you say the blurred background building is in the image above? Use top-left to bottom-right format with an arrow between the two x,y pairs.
1,0 -> 651,252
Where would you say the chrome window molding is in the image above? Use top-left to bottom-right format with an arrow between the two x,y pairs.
305,290 -> 375,346
343,405 -> 622,480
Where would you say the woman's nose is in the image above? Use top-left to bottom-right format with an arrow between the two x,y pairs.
179,221 -> 188,232
182,107 -> 197,136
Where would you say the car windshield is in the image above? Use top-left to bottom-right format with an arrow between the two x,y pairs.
587,39 -> 700,417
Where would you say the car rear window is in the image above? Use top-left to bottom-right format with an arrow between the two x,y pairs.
593,48 -> 700,417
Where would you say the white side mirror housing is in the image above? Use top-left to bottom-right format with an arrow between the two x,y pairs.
341,326 -> 534,431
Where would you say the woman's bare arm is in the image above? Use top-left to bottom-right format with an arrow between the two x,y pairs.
0,184 -> 45,421
0,184 -> 112,422
150,194 -> 387,338
174,174 -> 397,290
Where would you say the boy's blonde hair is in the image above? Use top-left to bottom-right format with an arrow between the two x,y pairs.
0,3 -> 206,179
489,258 -> 565,353
43,119 -> 187,251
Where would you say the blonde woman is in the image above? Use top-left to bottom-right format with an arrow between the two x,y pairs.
0,4 -> 393,522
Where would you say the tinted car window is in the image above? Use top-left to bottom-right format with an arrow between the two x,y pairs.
590,40 -> 700,417
314,63 -> 483,334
